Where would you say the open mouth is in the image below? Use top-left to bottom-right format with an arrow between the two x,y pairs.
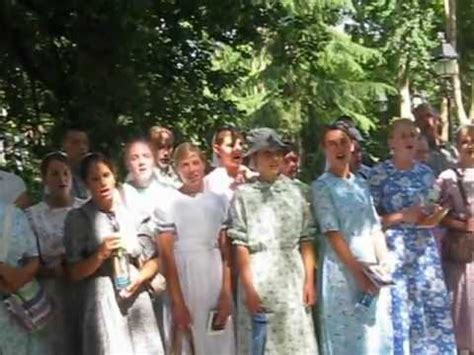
405,145 -> 414,150
231,154 -> 242,163
336,154 -> 346,161
99,187 -> 112,197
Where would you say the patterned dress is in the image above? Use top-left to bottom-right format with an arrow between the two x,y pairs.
25,199 -> 83,355
369,160 -> 456,355
438,167 -> 474,352
64,198 -> 164,355
0,202 -> 48,355
312,172 -> 393,355
227,175 -> 318,355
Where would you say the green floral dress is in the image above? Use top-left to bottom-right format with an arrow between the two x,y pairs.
228,175 -> 318,355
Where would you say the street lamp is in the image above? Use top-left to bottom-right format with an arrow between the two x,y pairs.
375,91 -> 389,113
433,32 -> 458,77
432,32 -> 458,140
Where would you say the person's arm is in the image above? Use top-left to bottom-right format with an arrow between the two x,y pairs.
0,257 -> 40,293
380,205 -> 426,228
158,231 -> 192,329
235,245 -> 263,314
214,230 -> 233,326
123,257 -> 159,296
300,241 -> 316,306
441,215 -> 469,231
67,236 -> 121,281
14,191 -> 32,210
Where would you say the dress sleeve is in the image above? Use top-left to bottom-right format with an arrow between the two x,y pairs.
311,179 -> 340,234
227,191 -> 249,246
13,207 -> 38,259
298,185 -> 316,243
367,164 -> 385,213
64,208 -> 90,264
154,204 -> 176,235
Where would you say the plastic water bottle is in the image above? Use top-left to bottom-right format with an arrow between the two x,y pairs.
112,247 -> 131,290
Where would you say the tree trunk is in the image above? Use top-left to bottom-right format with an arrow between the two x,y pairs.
439,97 -> 449,141
398,62 -> 413,119
469,80 -> 474,121
446,0 -> 468,125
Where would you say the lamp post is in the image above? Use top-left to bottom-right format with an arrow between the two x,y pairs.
432,32 -> 458,141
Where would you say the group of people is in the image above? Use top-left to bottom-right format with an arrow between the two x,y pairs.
0,102 -> 472,355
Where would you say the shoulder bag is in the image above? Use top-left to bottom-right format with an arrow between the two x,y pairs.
443,169 -> 474,263
1,204 -> 54,332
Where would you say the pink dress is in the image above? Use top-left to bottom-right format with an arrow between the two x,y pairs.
438,167 -> 474,352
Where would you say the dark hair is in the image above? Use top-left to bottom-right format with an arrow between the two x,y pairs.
62,124 -> 89,141
320,123 -> 352,145
40,151 -> 70,177
80,152 -> 116,182
212,125 -> 243,147
282,141 -> 299,155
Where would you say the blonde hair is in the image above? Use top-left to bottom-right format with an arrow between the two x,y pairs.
388,118 -> 417,138
456,124 -> 474,144
149,126 -> 174,148
173,142 -> 207,167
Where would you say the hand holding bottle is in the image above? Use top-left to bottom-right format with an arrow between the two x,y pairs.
97,235 -> 122,261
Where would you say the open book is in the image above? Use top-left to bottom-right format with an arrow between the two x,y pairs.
362,263 -> 395,288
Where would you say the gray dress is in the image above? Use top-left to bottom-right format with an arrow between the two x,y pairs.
64,198 -> 164,355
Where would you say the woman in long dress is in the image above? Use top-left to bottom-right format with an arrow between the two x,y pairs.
228,128 -> 318,354
368,119 -> 455,354
64,153 -> 164,355
438,125 -> 474,354
312,123 -> 393,355
0,202 -> 46,355
154,142 -> 235,355
26,152 -> 82,354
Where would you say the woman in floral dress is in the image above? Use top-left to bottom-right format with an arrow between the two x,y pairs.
228,128 -> 318,354
369,119 -> 455,354
312,123 -> 393,355
0,202 -> 47,355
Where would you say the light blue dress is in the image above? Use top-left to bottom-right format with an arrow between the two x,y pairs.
312,172 -> 393,355
0,202 -> 48,355
368,160 -> 455,354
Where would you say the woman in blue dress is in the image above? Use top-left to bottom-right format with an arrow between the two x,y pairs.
312,123 -> 393,355
368,118 -> 455,354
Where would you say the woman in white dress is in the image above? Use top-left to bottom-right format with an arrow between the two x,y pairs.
26,152 -> 83,354
155,143 -> 235,355
204,126 -> 254,204
121,138 -> 175,352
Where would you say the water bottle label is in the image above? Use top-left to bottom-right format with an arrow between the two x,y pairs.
114,275 -> 131,290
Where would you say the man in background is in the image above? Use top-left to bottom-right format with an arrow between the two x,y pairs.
413,103 -> 457,176
62,125 -> 90,199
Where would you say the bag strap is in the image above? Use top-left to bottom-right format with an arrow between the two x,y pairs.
0,204 -> 15,262
452,168 -> 469,207
27,210 -> 45,264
